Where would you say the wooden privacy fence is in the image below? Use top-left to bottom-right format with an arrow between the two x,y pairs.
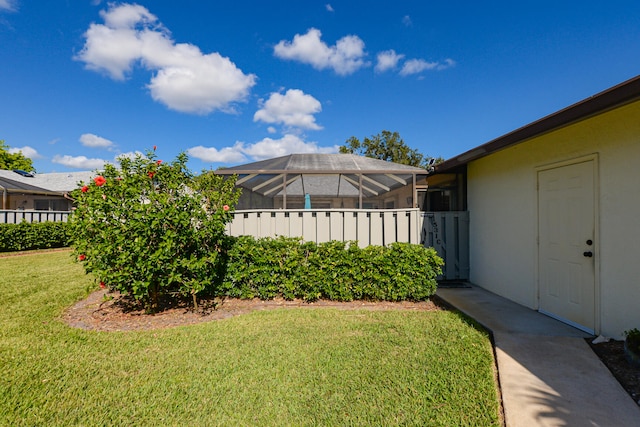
0,208 -> 469,281
226,208 -> 422,247
227,209 -> 469,281
420,212 -> 470,281
0,210 -> 71,224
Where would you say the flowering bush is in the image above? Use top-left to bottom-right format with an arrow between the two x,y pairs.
70,151 -> 241,309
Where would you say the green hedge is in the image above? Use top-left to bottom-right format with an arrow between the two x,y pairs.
220,236 -> 444,302
0,224 -> 444,303
0,221 -> 72,252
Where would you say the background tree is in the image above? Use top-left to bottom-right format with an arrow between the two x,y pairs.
339,130 -> 440,168
0,140 -> 35,172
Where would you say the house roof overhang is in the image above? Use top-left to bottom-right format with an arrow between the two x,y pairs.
431,74 -> 640,175
0,176 -> 63,196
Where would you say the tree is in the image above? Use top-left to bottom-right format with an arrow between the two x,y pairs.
339,130 -> 438,168
0,140 -> 35,172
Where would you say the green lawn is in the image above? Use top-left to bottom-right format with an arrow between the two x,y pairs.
0,251 -> 501,426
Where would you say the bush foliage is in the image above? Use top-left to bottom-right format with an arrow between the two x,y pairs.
69,150 -> 442,308
221,236 -> 443,302
70,151 -> 241,309
0,221 -> 72,252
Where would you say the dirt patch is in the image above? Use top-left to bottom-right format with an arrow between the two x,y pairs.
588,339 -> 640,406
62,290 -> 443,332
0,248 -> 71,258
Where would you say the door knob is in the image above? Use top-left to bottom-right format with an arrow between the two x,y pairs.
583,251 -> 593,257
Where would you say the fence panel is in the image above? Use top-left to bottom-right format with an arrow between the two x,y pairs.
316,212 -> 331,243
343,211 -> 358,242
383,211 -> 396,245
329,211 -> 344,241
370,212 -> 383,246
301,211 -> 316,242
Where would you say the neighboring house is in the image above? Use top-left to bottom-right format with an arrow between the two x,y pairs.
0,170 -> 93,211
428,75 -> 640,338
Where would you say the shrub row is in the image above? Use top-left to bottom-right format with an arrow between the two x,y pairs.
0,221 -> 72,252
220,236 -> 443,302
0,218 -> 444,303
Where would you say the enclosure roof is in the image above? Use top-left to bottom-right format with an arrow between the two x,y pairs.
215,153 -> 428,175
214,154 -> 427,198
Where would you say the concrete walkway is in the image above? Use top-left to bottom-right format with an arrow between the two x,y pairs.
436,285 -> 640,427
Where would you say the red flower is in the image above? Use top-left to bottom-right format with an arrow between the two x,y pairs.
99,281 -> 106,289
153,145 -> 157,151
148,172 -> 155,179
81,185 -> 89,193
94,176 -> 106,187
78,254 -> 86,261
223,205 -> 230,211
156,160 -> 162,165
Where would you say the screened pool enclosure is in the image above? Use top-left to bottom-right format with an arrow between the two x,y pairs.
214,154 -> 429,210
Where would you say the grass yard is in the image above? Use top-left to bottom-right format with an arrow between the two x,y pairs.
0,251 -> 501,426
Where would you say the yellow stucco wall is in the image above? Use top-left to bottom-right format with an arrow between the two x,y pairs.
467,100 -> 640,338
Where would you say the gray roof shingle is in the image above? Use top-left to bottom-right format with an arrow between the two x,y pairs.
0,170 -> 95,193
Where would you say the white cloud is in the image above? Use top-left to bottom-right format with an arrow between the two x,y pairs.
8,146 -> 42,159
402,15 -> 412,27
254,89 -> 322,130
187,144 -> 247,164
79,133 -> 115,150
76,22 -> 144,80
52,155 -> 108,169
188,135 -> 339,163
375,49 -> 405,73
0,0 -> 16,12
274,28 -> 368,76
325,4 -> 334,12
399,58 -> 456,76
241,135 -> 338,161
400,59 -> 438,76
100,2 -> 156,28
437,58 -> 456,70
267,126 -> 277,134
76,3 -> 256,114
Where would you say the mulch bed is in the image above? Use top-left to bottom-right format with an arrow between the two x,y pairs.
62,289 -> 443,332
588,339 -> 640,406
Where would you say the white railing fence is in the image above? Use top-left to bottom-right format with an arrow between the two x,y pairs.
0,210 -> 71,224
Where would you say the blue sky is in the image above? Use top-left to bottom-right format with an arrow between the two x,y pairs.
1,1 -> 639,173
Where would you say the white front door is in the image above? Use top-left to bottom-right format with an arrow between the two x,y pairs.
538,159 -> 596,333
